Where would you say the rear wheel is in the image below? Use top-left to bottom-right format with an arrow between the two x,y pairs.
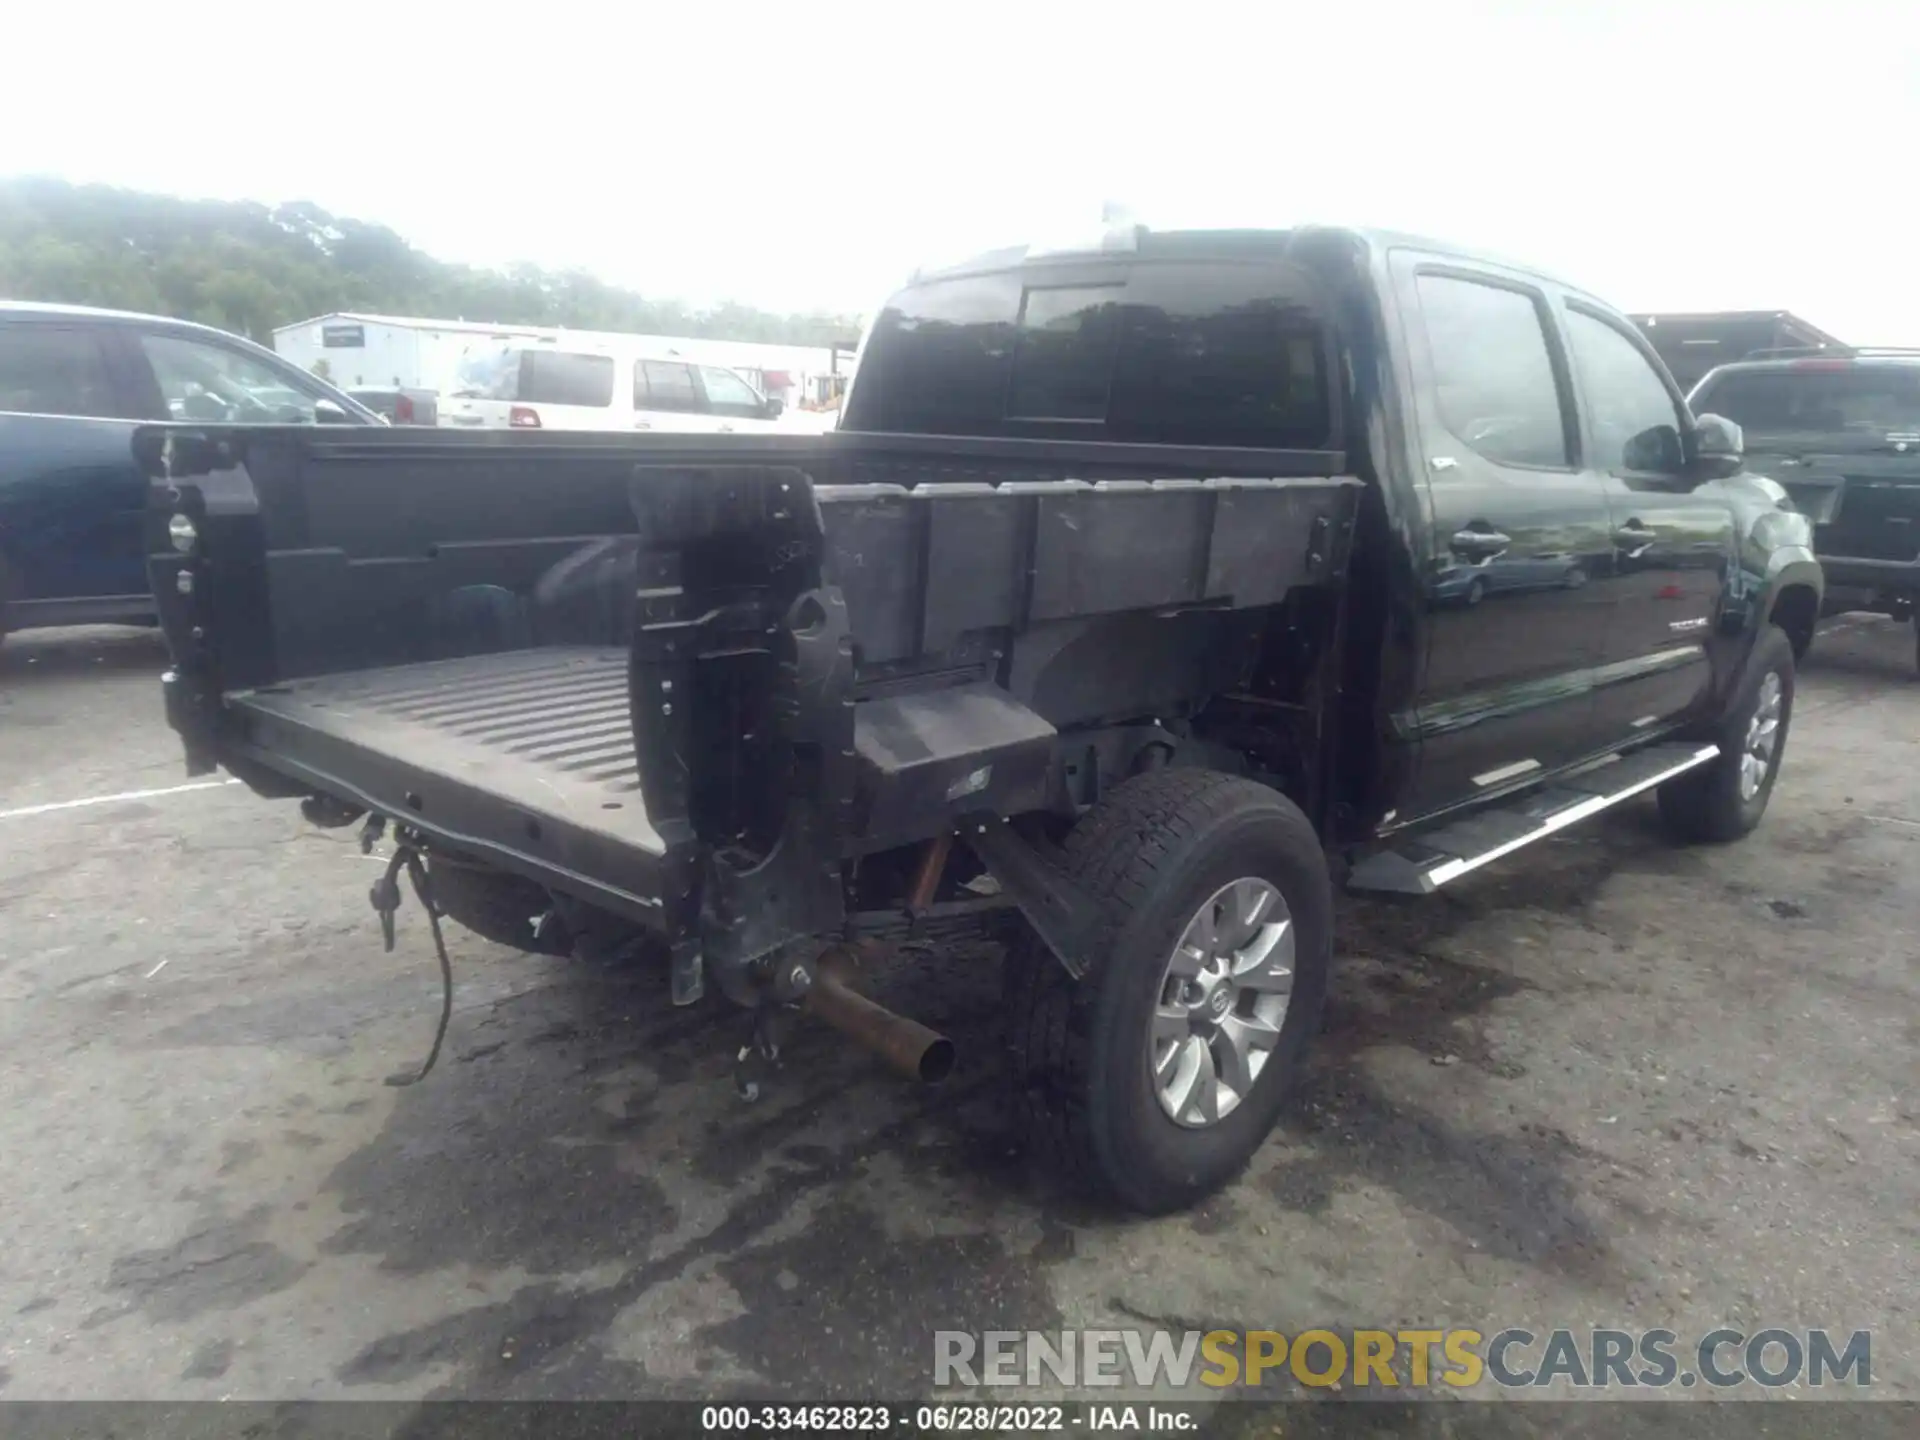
1003,770 -> 1332,1214
1657,624 -> 1795,843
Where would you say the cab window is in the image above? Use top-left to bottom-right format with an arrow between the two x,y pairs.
1564,308 -> 1686,475
1414,273 -> 1571,470
846,261 -> 1330,447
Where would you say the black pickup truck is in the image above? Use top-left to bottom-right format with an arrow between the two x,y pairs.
143,224 -> 1821,1213
1688,348 -> 1920,671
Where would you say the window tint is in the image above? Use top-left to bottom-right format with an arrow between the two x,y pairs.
1692,367 -> 1920,438
143,333 -> 328,423
1008,286 -> 1121,421
518,350 -> 614,408
1565,309 -> 1685,474
698,365 -> 764,416
843,270 -> 1024,434
638,361 -> 701,414
1108,291 -> 1327,448
1415,274 -> 1569,469
0,324 -> 120,417
842,263 -> 1330,448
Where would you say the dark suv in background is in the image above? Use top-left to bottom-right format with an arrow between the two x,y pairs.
0,302 -> 379,643
1690,349 -> 1920,670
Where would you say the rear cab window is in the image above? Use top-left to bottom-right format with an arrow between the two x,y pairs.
844,246 -> 1333,448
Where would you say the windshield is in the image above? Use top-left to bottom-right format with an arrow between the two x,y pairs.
1694,366 -> 1920,440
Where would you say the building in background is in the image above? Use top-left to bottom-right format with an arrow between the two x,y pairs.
1631,310 -> 1847,394
273,312 -> 859,411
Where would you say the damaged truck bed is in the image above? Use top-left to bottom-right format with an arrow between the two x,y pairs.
149,425 -> 1358,1000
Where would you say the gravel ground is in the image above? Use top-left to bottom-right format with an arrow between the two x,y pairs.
0,619 -> 1915,1422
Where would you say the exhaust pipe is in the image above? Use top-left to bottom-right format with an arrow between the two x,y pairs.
805,949 -> 955,1084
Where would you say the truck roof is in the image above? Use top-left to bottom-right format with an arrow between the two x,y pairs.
908,223 -> 1582,294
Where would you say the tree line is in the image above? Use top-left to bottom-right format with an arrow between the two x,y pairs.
0,178 -> 858,348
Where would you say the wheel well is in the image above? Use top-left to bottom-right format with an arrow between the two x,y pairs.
1770,585 -> 1818,660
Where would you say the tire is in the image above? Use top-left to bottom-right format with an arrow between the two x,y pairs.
1657,624 -> 1795,843
1002,770 -> 1333,1214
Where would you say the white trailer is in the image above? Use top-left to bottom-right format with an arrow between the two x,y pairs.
276,313 -> 856,408
272,314 -> 548,394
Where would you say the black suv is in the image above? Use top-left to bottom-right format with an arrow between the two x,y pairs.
1689,349 -> 1920,669
0,302 -> 379,643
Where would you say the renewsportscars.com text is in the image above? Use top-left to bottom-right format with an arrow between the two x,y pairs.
934,1327 -> 1872,1391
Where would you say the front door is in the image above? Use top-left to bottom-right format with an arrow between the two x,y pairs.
1560,304 -> 1734,738
1394,258 -> 1617,818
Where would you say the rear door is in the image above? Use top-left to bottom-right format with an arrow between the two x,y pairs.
0,318 -> 150,612
1562,304 -> 1733,738
1392,256 -> 1617,817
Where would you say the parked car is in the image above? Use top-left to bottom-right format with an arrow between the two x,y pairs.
346,386 -> 438,426
440,338 -> 793,433
144,223 -> 1817,1214
0,302 -> 380,642
1688,348 -> 1920,670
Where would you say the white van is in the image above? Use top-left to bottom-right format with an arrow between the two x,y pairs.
441,339 -> 799,432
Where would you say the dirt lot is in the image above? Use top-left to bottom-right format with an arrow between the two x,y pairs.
0,620 -> 1915,1416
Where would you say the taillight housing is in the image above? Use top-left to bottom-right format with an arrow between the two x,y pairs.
509,405 -> 542,428
394,393 -> 415,423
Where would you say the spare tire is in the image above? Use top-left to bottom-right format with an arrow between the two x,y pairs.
423,856 -> 573,957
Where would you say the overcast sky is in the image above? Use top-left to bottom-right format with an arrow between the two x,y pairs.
7,1 -> 1914,337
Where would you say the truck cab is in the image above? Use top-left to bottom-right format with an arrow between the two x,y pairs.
844,225 -> 1821,837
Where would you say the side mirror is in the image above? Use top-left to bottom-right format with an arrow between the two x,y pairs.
762,396 -> 785,419
314,400 -> 355,426
1690,413 -> 1744,480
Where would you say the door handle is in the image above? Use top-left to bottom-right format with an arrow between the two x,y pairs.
1450,528 -> 1510,559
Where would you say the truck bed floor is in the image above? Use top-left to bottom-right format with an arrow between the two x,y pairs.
229,649 -> 667,878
